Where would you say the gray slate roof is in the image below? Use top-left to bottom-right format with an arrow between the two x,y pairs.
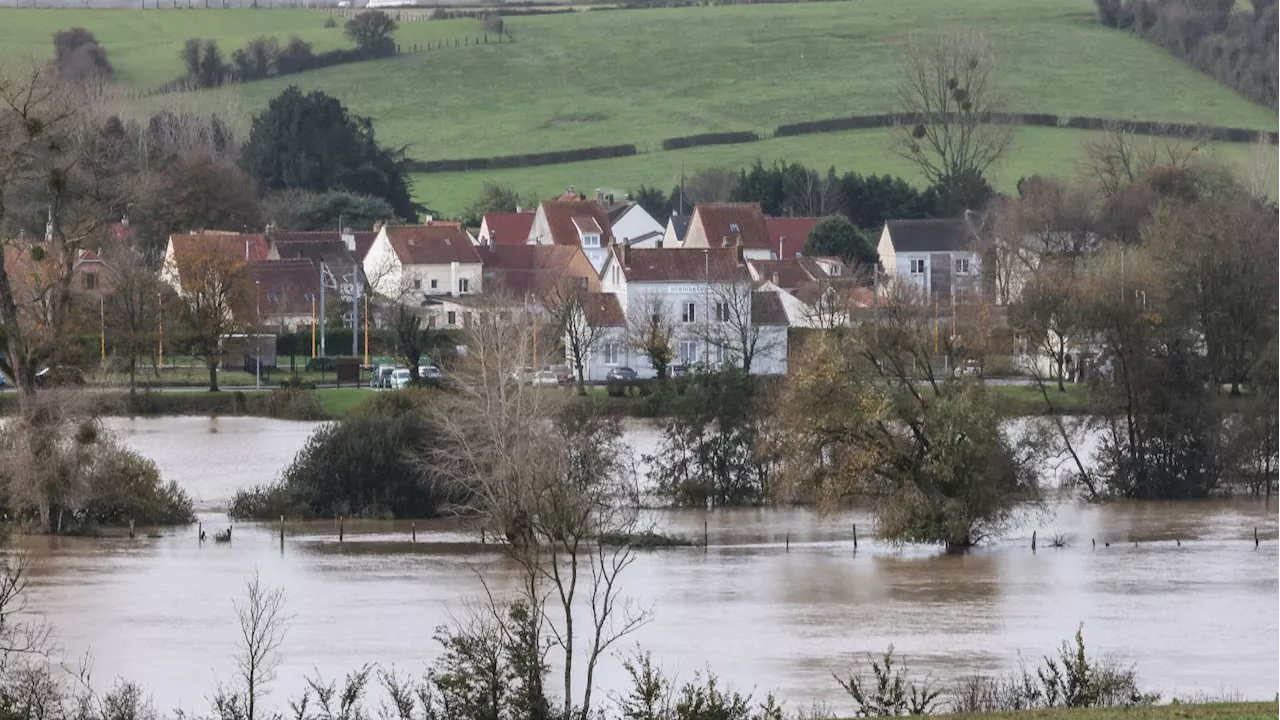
885,219 -> 976,253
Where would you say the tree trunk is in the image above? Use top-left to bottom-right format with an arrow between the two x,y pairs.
208,361 -> 220,392
128,358 -> 137,396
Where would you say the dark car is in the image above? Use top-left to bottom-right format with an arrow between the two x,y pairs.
35,366 -> 85,388
605,366 -> 637,382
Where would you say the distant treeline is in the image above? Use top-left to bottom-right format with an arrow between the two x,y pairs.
1094,0 -> 1277,107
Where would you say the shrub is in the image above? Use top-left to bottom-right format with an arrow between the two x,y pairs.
324,15 -> 338,28
661,131 -> 759,151
79,439 -> 196,526
256,387 -> 326,420
834,647 -> 944,717
230,390 -> 450,519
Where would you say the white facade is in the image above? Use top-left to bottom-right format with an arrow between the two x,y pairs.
590,252 -> 787,379
362,227 -> 483,298
610,205 -> 665,247
876,225 -> 981,298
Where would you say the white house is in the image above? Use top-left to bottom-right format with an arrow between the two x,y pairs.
579,245 -> 788,380
607,201 -> 665,249
748,257 -> 872,327
680,203 -> 776,261
661,213 -> 691,249
527,199 -> 615,273
876,216 -> 983,301
362,223 -> 483,299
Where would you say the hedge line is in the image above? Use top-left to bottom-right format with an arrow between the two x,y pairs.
661,131 -> 760,150
407,144 -> 638,173
773,112 -> 1276,143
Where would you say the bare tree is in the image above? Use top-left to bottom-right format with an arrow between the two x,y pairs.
103,238 -> 163,395
1078,126 -> 1205,197
428,293 -> 650,720
893,27 -> 1013,198
167,239 -> 256,391
544,281 -> 607,394
626,293 -> 675,380
696,280 -> 783,374
214,571 -> 290,720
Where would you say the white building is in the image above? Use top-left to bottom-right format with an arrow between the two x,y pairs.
876,217 -> 983,301
527,199 -> 616,273
574,245 -> 788,380
362,223 -> 483,299
606,201 -> 666,249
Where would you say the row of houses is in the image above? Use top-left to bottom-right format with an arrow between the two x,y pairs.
153,192 -> 989,380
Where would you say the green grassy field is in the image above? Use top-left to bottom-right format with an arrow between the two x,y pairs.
409,125 -> 1267,215
1,0 -> 1272,217
0,8 -> 494,90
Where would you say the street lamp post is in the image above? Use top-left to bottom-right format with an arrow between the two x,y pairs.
255,280 -> 262,390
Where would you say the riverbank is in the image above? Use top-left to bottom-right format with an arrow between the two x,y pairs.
893,702 -> 1278,720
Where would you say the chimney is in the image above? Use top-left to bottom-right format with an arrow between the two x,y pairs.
487,230 -> 496,249
771,271 -> 779,286
655,238 -> 663,250
595,188 -> 605,205
244,238 -> 250,260
374,220 -> 385,232
721,235 -> 730,248
735,242 -> 744,266
341,231 -> 356,252
620,242 -> 630,269
424,214 -> 434,224
778,235 -> 785,260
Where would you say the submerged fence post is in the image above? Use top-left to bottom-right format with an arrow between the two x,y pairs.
129,519 -> 135,539
1256,527 -> 1260,549
339,515 -> 344,544
198,520 -> 203,542
279,515 -> 285,545
703,521 -> 708,549
853,523 -> 858,552
1031,530 -> 1037,552
785,533 -> 789,553
411,522 -> 416,543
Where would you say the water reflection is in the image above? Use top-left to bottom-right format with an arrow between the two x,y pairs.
14,417 -> 1279,711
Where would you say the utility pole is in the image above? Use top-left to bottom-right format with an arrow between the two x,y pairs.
363,294 -> 370,366
351,270 -> 359,357
319,261 -> 327,357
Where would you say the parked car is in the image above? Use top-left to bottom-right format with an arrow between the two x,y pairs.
548,364 -> 571,385
669,364 -> 689,379
606,366 -> 637,382
390,368 -> 413,389
373,366 -> 397,388
959,360 -> 983,378
420,365 -> 442,380
510,366 -> 536,384
532,370 -> 559,387
35,366 -> 85,388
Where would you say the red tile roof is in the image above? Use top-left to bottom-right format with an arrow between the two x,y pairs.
750,257 -> 850,291
616,247 -> 750,283
271,230 -> 377,263
477,245 -> 599,297
249,259 -> 322,309
579,292 -> 625,327
385,224 -> 481,265
481,212 -> 535,246
765,217 -> 820,259
168,232 -> 269,266
692,203 -> 771,251
539,200 -> 615,248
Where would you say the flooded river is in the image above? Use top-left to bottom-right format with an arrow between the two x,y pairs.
20,417 -> 1279,712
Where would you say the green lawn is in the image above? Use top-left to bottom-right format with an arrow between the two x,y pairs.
0,8 -> 492,90
2,0 -> 1271,217
409,125 -> 1267,216
119,0 -> 1274,155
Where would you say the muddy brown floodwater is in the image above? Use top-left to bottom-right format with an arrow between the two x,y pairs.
19,416 -> 1279,713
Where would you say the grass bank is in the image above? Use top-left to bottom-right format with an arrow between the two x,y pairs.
870,702 -> 1279,720
0,387 -> 368,420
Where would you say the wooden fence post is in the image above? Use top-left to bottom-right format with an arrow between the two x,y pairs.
852,523 -> 858,551
411,522 -> 416,543
703,521 -> 708,549
785,533 -> 789,552
339,515 -> 344,543
1032,530 -> 1037,552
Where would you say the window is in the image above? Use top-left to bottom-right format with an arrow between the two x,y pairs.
610,267 -> 621,285
680,339 -> 699,365
430,278 -> 438,290
266,292 -> 279,304
582,234 -> 601,248
681,302 -> 697,323
604,342 -> 620,366
728,222 -> 740,233
713,344 -> 726,365
715,302 -> 730,322
446,311 -> 457,326
955,257 -> 971,275
909,258 -> 927,274
82,273 -> 97,291
458,278 -> 471,293
413,279 -> 422,289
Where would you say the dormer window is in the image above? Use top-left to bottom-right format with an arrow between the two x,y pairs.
728,223 -> 740,233
582,233 -> 601,248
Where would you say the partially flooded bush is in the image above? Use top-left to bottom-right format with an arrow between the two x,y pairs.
79,439 -> 195,526
833,647 -> 943,716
